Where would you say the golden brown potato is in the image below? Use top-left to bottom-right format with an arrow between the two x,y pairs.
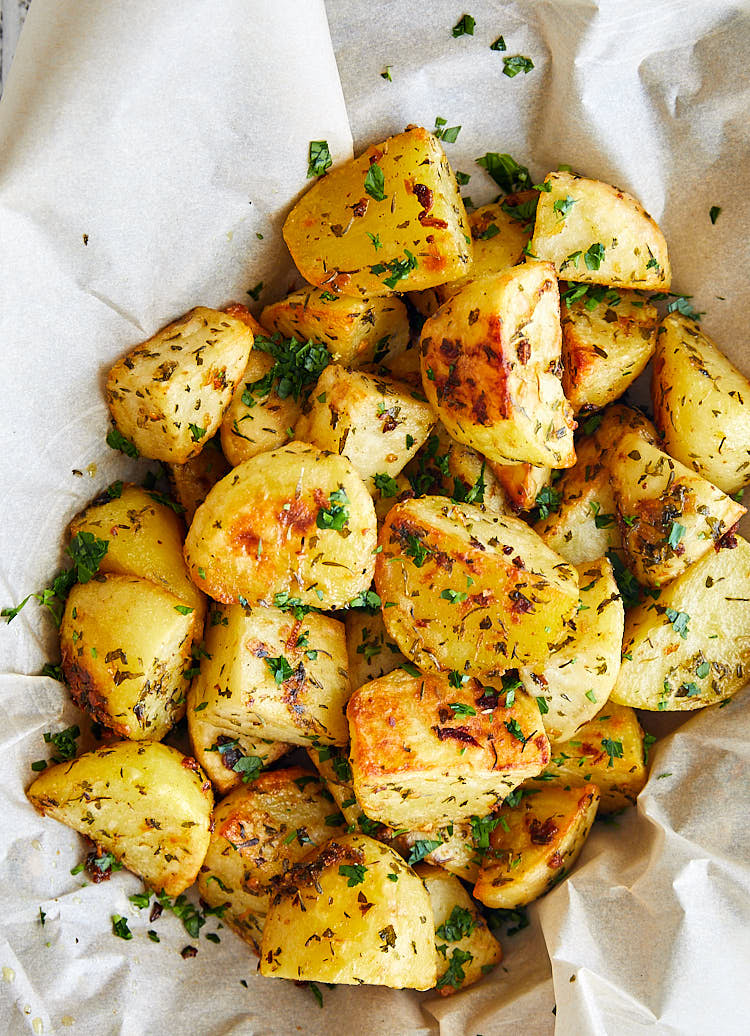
295,366 -> 435,488
371,472 -> 413,522
530,171 -> 671,289
473,783 -> 599,909
375,496 -> 579,675
167,436 -> 230,524
307,744 -> 361,828
544,703 -> 647,813
404,425 -> 511,517
489,462 -> 552,513
197,767 -> 345,953
260,833 -> 437,989
219,350 -> 300,467
60,574 -> 194,741
561,289 -> 658,412
379,344 -> 422,388
420,262 -> 576,468
283,127 -> 471,298
27,741 -> 212,896
345,607 -> 407,691
106,307 -> 253,463
184,442 -> 377,609
610,536 -> 750,710
395,824 -> 481,884
347,669 -> 549,829
610,431 -> 745,587
415,864 -> 502,994
652,313 -> 750,495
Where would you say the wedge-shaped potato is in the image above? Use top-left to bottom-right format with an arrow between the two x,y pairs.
184,442 -> 377,609
404,425 -> 511,516
190,602 -> 351,746
379,344 -> 422,388
307,744 -> 361,828
652,313 -> 750,495
473,783 -> 599,909
260,833 -> 436,989
561,289 -> 658,412
345,607 -> 407,691
61,574 -> 193,740
610,432 -> 745,587
611,536 -> 750,710
415,864 -> 502,995
376,497 -> 579,675
27,741 -> 212,896
70,483 -> 205,621
283,127 -> 471,299
371,472 -> 413,522
295,366 -> 435,488
106,307 -> 253,463
262,288 -> 409,368
348,669 -> 549,829
489,462 -> 552,513
530,171 -> 670,290
544,703 -> 647,812
421,262 -> 575,468
219,350 -> 300,467
396,824 -> 481,884
197,768 -> 345,953
521,558 -> 624,743
167,436 -> 230,524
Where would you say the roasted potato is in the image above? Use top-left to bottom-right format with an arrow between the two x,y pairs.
283,127 -> 471,298
219,350 -> 300,467
27,741 -> 212,896
307,744 -> 361,828
184,442 -> 377,609
420,262 -> 576,468
473,783 -> 599,909
395,823 -> 480,884
530,171 -> 670,289
376,497 -> 579,675
106,307 -> 253,463
379,344 -> 422,388
371,472 -> 413,522
652,313 -> 750,495
60,574 -> 194,741
345,607 -> 407,691
489,462 -> 552,513
347,669 -> 549,829
167,436 -> 230,524
404,425 -> 511,516
260,833 -> 437,989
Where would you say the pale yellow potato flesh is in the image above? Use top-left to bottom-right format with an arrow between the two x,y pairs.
167,436 -> 230,524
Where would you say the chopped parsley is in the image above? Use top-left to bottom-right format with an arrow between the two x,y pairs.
436,947 -> 474,990
475,152 -> 531,193
667,522 -> 686,549
367,231 -> 382,250
373,472 -> 400,497
455,171 -> 471,186
364,161 -> 386,202
643,732 -> 657,764
449,702 -> 476,716
504,718 -> 529,744
316,487 -> 350,531
434,117 -> 461,143
407,839 -> 443,865
370,250 -> 418,289
338,863 -> 367,887
584,242 -> 606,271
590,501 -> 616,528
665,607 -> 690,639
265,656 -> 294,684
553,195 -> 576,219
503,55 -> 534,77
273,592 -> 314,620
666,295 -> 702,321
436,905 -> 477,942
188,423 -> 206,442
242,333 -> 330,404
470,813 -> 502,850
452,13 -> 476,37
534,485 -> 562,520
381,65 -> 393,81
307,140 -> 332,178
403,533 -> 432,567
601,737 -> 623,767
309,982 -> 324,1008
709,206 -> 721,224
42,724 -> 81,763
111,915 -> 132,940
348,589 -> 382,611
233,755 -> 263,783
490,35 -> 507,51
106,427 -> 139,458
440,589 -> 468,604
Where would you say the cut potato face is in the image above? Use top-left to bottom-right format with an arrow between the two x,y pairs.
652,313 -> 750,495
376,497 -> 579,675
521,557 -> 624,743
106,307 -> 253,463
27,741 -> 212,896
347,669 -> 549,830
220,347 -> 301,467
307,745 -> 361,828
61,574 -> 194,741
404,425 -> 511,517
345,607 -> 407,691
415,864 -> 502,995
283,127 -> 471,298
197,767 -> 345,953
184,442 -> 377,609
167,436 -> 230,524
420,262 -> 576,468
610,536 -> 750,710
473,783 -> 599,909
395,823 -> 481,884
530,171 -> 671,289
610,432 -> 745,587
262,288 -> 409,368
260,833 -> 437,989
489,462 -> 552,513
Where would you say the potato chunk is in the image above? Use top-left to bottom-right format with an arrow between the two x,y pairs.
219,350 -> 301,467
262,288 -> 409,367
197,768 -> 345,953
260,833 -> 436,989
27,741 -> 212,896
521,557 -> 624,743
295,366 -> 435,488
652,313 -> 750,495
530,171 -> 671,289
396,824 -> 480,884
167,437 -> 230,524
610,537 -> 750,710
415,864 -> 502,995
420,262 -> 576,468
106,307 -> 253,463
489,462 -> 552,513
283,127 -> 471,298
473,783 -> 599,909
190,602 -> 351,746
345,607 -> 407,691
61,574 -> 194,740
376,497 -> 579,675
307,744 -> 361,828
610,432 -> 745,587
404,425 -> 511,517
347,669 -> 549,829
184,442 -> 377,609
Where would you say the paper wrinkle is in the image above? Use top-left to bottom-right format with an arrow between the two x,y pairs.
1,0 -> 749,1033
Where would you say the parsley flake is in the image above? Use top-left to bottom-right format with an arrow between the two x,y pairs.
307,140 -> 332,178
364,161 -> 387,202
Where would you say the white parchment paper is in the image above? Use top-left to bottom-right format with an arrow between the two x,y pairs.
1,1 -> 749,1033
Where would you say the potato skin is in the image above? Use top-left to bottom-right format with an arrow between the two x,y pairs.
420,262 -> 576,468
106,307 -> 253,463
184,442 -> 377,609
375,496 -> 579,675
283,127 -> 471,298
27,741 -> 213,896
